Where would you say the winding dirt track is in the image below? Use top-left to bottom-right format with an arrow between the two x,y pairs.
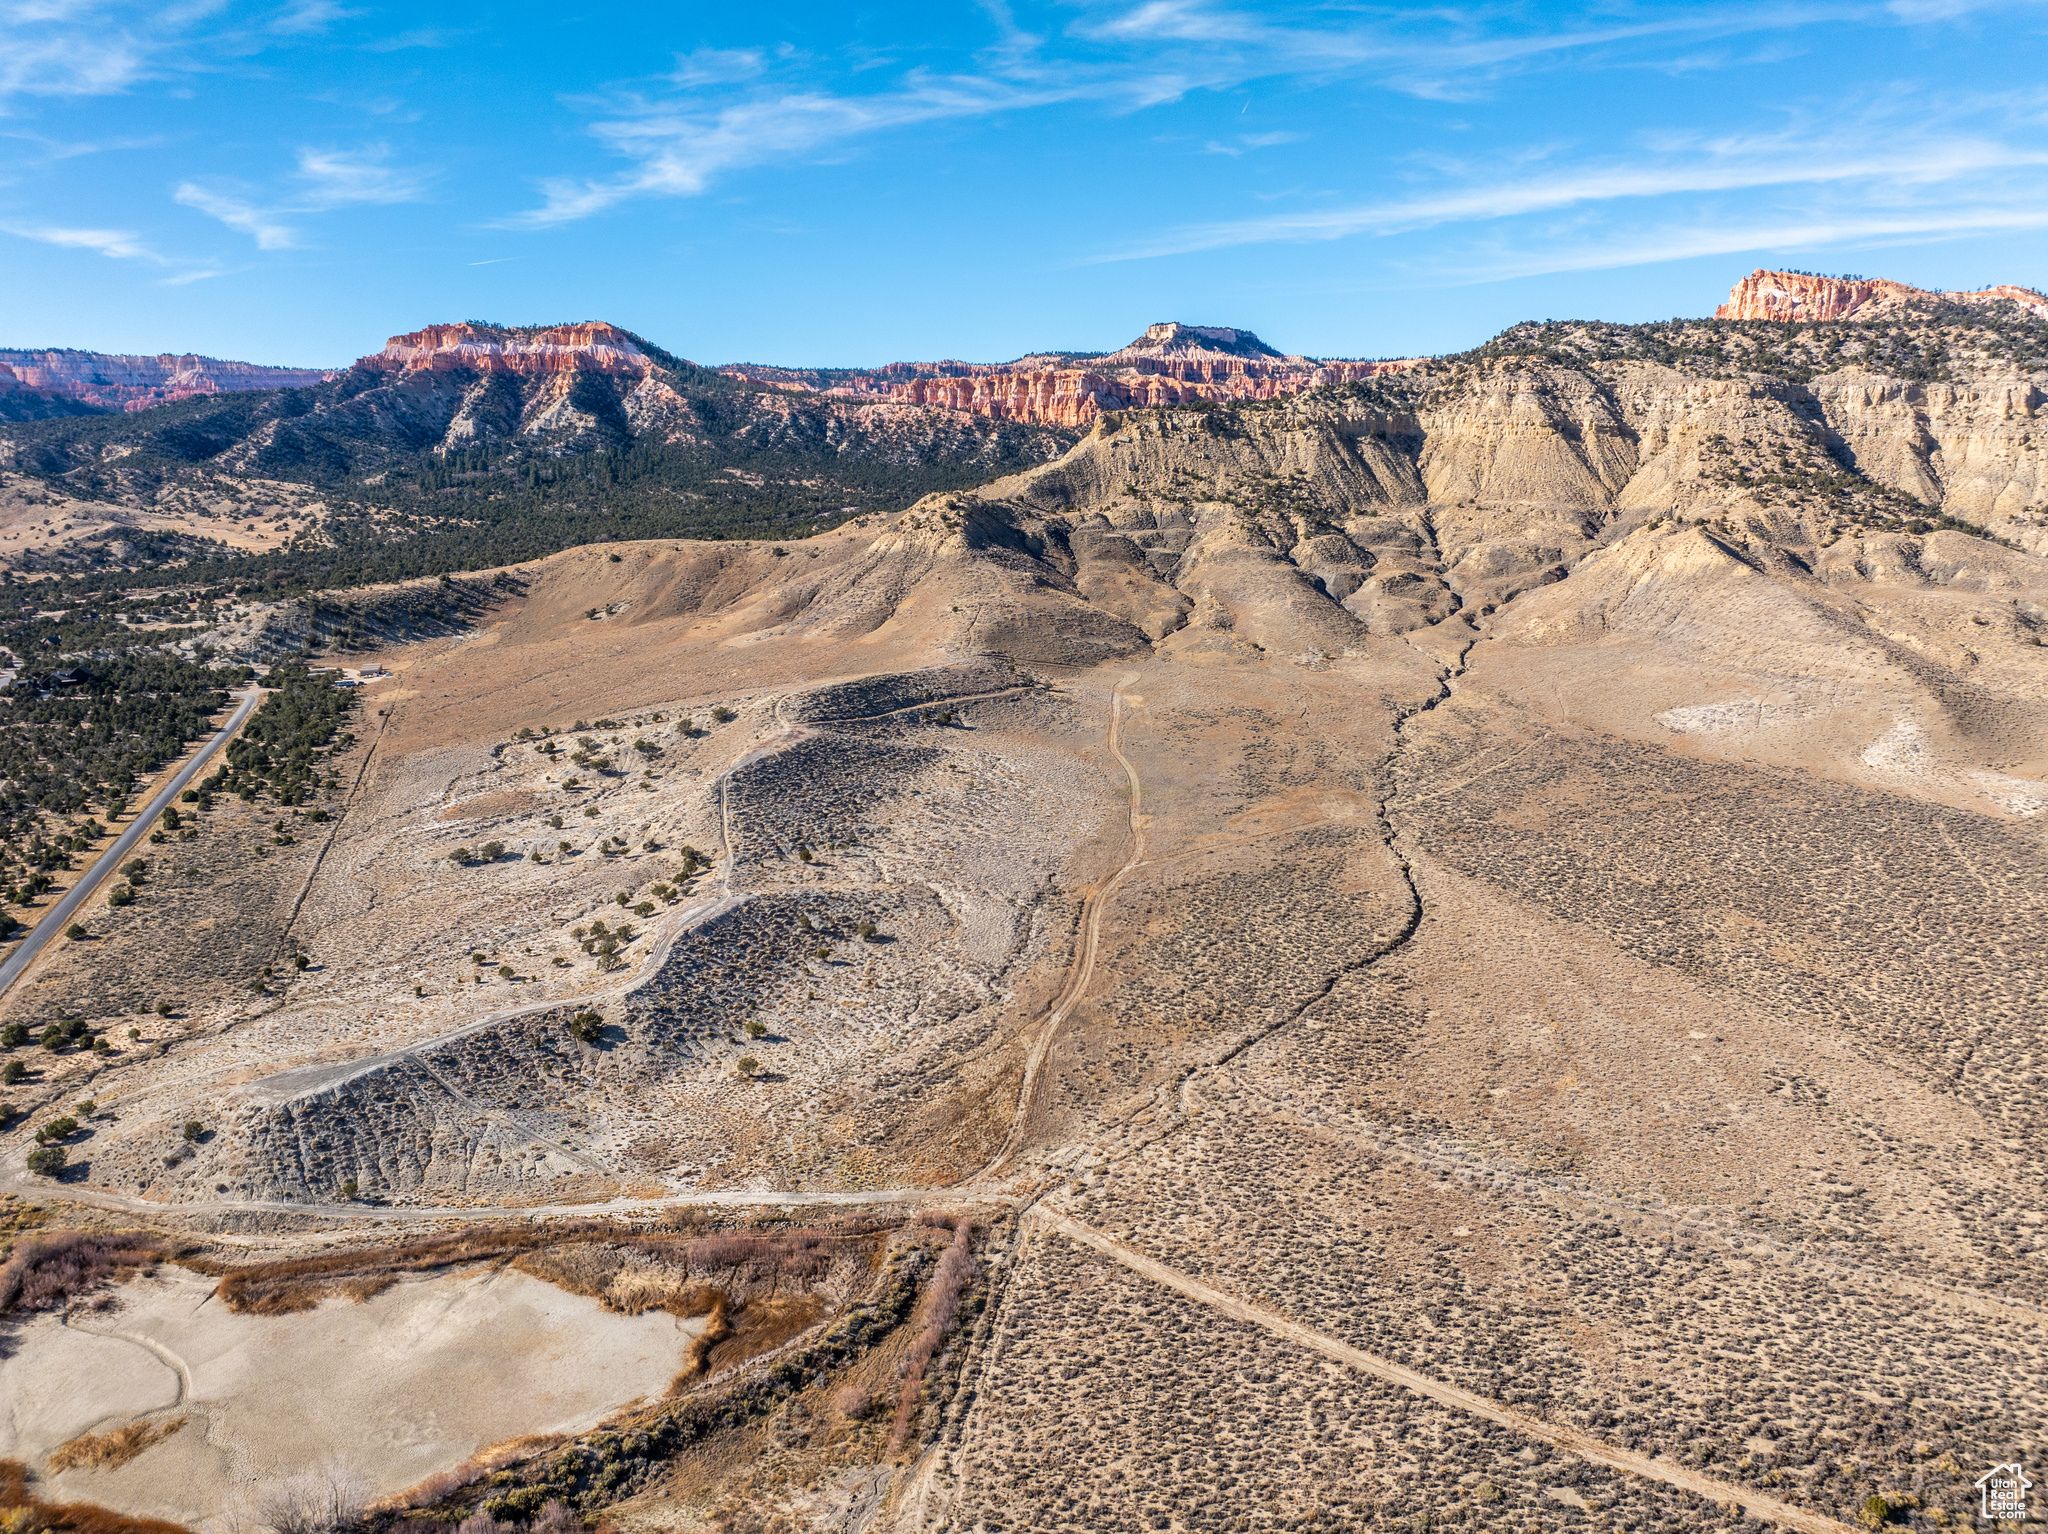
978,679 -> 1145,1178
1027,1205 -> 1861,1534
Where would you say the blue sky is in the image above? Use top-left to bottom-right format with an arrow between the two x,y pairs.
2,0 -> 2045,367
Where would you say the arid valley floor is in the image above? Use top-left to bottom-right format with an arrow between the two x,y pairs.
0,292 -> 2043,1534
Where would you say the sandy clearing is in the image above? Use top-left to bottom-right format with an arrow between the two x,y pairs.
1,1266 -> 705,1529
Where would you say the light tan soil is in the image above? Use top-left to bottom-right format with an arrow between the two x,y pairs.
1,1265 -> 702,1528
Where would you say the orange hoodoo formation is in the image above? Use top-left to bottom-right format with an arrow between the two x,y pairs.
826,322 -> 1421,427
1717,269 -> 2048,323
366,321 -> 655,378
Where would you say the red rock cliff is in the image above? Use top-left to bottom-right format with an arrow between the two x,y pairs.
365,322 -> 654,378
0,348 -> 332,411
733,322 -> 1419,428
1717,270 -> 2048,323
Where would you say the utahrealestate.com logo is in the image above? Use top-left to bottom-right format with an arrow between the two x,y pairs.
1975,1463 -> 2032,1521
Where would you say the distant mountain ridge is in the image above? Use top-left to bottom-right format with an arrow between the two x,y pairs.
0,347 -> 332,420
721,319 -> 1421,428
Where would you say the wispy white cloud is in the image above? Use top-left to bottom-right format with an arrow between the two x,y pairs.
1094,125 -> 2048,260
0,0 -> 355,104
1443,206 -> 2048,286
2,127 -> 163,160
508,0 -> 2026,226
360,27 -> 459,52
175,182 -> 300,247
0,17 -> 153,100
1202,129 -> 1303,156
294,144 -> 427,206
0,220 -> 164,261
668,46 -> 766,87
176,142 -> 428,246
507,72 -> 1104,226
268,0 -> 353,37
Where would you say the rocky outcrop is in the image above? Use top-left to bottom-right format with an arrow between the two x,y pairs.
726,321 -> 1422,428
941,337 -> 2048,649
0,347 -> 331,413
1716,269 -> 2048,323
363,321 -> 657,379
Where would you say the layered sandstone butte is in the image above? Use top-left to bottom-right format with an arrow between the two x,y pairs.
364,321 -> 656,379
726,321 -> 1421,428
1717,269 -> 2048,323
0,348 -> 332,412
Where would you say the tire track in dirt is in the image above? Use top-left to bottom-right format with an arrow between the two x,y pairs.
1027,1204 -> 1861,1534
976,678 -> 1145,1179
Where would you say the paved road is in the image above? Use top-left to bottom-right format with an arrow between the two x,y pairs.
0,687 -> 261,1004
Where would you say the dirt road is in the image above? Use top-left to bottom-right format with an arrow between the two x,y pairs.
1026,1204 -> 1861,1534
978,679 -> 1145,1178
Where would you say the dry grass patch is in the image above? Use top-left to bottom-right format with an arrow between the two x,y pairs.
47,1418 -> 188,1474
0,1458 -> 194,1534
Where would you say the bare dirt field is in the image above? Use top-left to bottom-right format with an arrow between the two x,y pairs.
2,1265 -> 702,1527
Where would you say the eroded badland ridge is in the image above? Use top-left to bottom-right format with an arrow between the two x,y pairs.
0,271 -> 2042,1534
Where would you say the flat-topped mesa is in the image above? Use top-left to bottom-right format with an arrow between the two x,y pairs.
1717,269 -> 2048,323
0,348 -> 332,412
799,321 -> 1419,427
363,321 -> 657,378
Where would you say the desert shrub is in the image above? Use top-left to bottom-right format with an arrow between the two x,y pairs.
259,1464 -> 368,1534
26,1145 -> 66,1178
570,1011 -> 603,1042
888,1219 -> 977,1454
736,1056 -> 759,1078
833,1383 -> 875,1420
532,1502 -> 578,1534
0,1229 -> 161,1311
